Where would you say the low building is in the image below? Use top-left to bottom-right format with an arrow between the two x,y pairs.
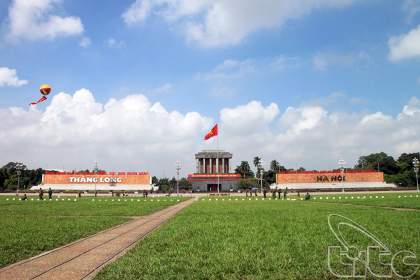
271,169 -> 396,191
31,171 -> 154,191
188,150 -> 241,192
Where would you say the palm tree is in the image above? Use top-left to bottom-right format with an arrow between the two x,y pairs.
253,156 -> 262,178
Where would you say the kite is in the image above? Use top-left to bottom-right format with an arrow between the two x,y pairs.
29,84 -> 52,106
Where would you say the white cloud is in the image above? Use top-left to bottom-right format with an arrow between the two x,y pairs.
220,101 -> 279,133
220,98 -> 420,170
7,0 -> 84,41
79,37 -> 91,48
281,106 -> 327,134
196,59 -> 256,80
123,0 -> 355,47
388,25 -> 420,61
401,96 -> 420,116
0,67 -> 28,87
122,0 -> 152,25
0,89 -> 212,176
1,89 -> 419,176
270,55 -> 302,70
106,38 -> 126,49
312,51 -> 370,71
196,56 -> 300,81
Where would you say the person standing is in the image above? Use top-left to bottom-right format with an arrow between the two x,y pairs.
283,187 -> 288,199
277,188 -> 282,199
48,188 -> 53,200
39,188 -> 44,200
263,188 -> 267,198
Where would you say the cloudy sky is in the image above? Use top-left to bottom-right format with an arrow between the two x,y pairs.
0,0 -> 419,176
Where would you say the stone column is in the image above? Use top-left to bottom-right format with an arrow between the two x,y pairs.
204,158 -> 206,173
210,158 -> 213,174
222,158 -> 225,174
216,158 -> 219,174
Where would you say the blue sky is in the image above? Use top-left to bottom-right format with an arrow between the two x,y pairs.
0,0 -> 419,174
0,0 -> 419,115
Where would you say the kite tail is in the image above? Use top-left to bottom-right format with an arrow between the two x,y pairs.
29,96 -> 47,106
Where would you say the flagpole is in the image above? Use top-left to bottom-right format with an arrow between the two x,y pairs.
217,133 -> 220,195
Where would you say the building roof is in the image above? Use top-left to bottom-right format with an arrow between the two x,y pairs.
195,150 -> 232,159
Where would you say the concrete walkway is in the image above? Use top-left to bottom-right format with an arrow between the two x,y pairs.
0,199 -> 194,280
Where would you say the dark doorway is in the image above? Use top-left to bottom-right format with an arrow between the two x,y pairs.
207,184 -> 221,192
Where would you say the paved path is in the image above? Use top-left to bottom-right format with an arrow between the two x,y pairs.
0,198 -> 194,280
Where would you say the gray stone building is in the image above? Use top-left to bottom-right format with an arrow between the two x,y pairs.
188,150 -> 241,192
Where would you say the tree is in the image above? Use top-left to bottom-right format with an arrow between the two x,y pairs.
386,153 -> 420,187
236,178 -> 258,190
0,162 -> 43,190
269,160 -> 286,172
157,178 -> 171,192
253,156 -> 262,178
170,177 -> 177,191
235,161 -> 254,178
178,178 -> 192,190
355,152 -> 399,175
397,153 -> 420,173
263,160 -> 287,185
152,176 -> 159,185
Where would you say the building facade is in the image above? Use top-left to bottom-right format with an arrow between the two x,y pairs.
272,170 -> 396,190
188,150 -> 241,192
31,171 -> 154,191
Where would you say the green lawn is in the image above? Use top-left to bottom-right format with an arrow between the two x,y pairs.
0,196 -> 182,268
311,192 -> 420,209
96,197 -> 420,280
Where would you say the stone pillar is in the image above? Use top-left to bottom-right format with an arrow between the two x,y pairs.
226,159 -> 229,173
210,158 -> 213,174
222,158 -> 225,174
204,158 -> 207,173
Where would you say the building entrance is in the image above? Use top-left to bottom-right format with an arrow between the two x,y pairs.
207,184 -> 221,192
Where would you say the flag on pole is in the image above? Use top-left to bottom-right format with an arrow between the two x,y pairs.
204,124 -> 218,140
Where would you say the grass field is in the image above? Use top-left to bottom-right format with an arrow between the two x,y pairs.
311,192 -> 420,209
96,195 -> 420,280
0,196 -> 182,268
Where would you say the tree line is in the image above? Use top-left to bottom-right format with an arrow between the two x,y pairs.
0,151 -> 418,191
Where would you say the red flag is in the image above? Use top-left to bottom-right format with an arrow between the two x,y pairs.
204,124 -> 218,140
29,96 -> 47,106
